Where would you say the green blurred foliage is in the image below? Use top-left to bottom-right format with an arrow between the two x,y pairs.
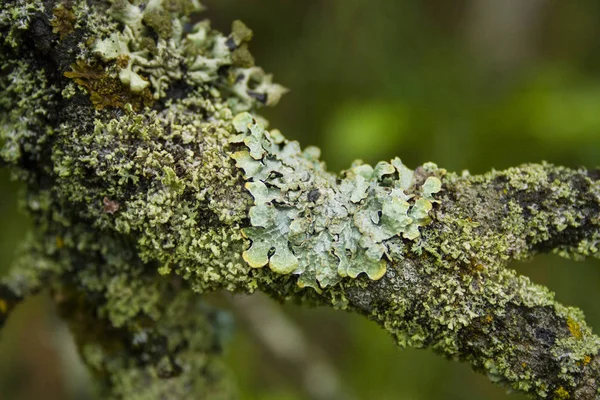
2,0 -> 600,399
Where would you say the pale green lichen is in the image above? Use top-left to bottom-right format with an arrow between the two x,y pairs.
87,0 -> 286,107
230,112 -> 443,290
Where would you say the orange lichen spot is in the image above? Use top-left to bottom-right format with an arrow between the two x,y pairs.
485,315 -> 493,323
521,362 -> 527,368
51,4 -> 76,40
56,236 -> 65,249
554,386 -> 570,399
64,60 -> 154,111
0,299 -> 7,314
567,317 -> 583,340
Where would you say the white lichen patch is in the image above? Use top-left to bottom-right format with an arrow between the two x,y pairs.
230,113 -> 444,290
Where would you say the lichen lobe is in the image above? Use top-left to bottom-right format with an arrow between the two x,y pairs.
230,112 -> 444,290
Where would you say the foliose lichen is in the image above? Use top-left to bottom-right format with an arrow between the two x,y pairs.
87,0 -> 287,107
1,0 -> 290,297
230,112 -> 444,290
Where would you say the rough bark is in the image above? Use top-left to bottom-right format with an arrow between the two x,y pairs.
1,1 -> 600,399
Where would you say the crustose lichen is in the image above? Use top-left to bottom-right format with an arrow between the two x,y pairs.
230,113 -> 444,291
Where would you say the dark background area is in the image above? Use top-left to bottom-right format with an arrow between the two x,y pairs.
2,0 -> 600,398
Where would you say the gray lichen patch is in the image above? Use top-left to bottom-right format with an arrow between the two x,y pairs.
230,113 -> 444,290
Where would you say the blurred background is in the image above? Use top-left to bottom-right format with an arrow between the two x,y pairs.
2,0 -> 600,398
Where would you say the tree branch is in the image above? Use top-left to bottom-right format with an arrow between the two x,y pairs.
1,1 -> 600,399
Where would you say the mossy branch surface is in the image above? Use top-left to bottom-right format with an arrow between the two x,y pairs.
1,1 -> 600,399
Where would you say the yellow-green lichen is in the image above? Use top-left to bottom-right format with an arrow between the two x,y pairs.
554,386 -> 570,399
0,59 -> 58,170
0,0 -> 45,47
567,317 -> 583,340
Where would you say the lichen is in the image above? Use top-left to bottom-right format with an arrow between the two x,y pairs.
51,4 -> 76,40
1,0 -> 291,298
87,1 -> 286,107
230,112 -> 443,290
0,58 -> 58,176
0,0 -> 45,47
567,317 -> 583,340
356,163 -> 600,398
64,60 -> 154,111
3,1 -> 600,398
57,278 -> 236,400
554,386 -> 570,399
